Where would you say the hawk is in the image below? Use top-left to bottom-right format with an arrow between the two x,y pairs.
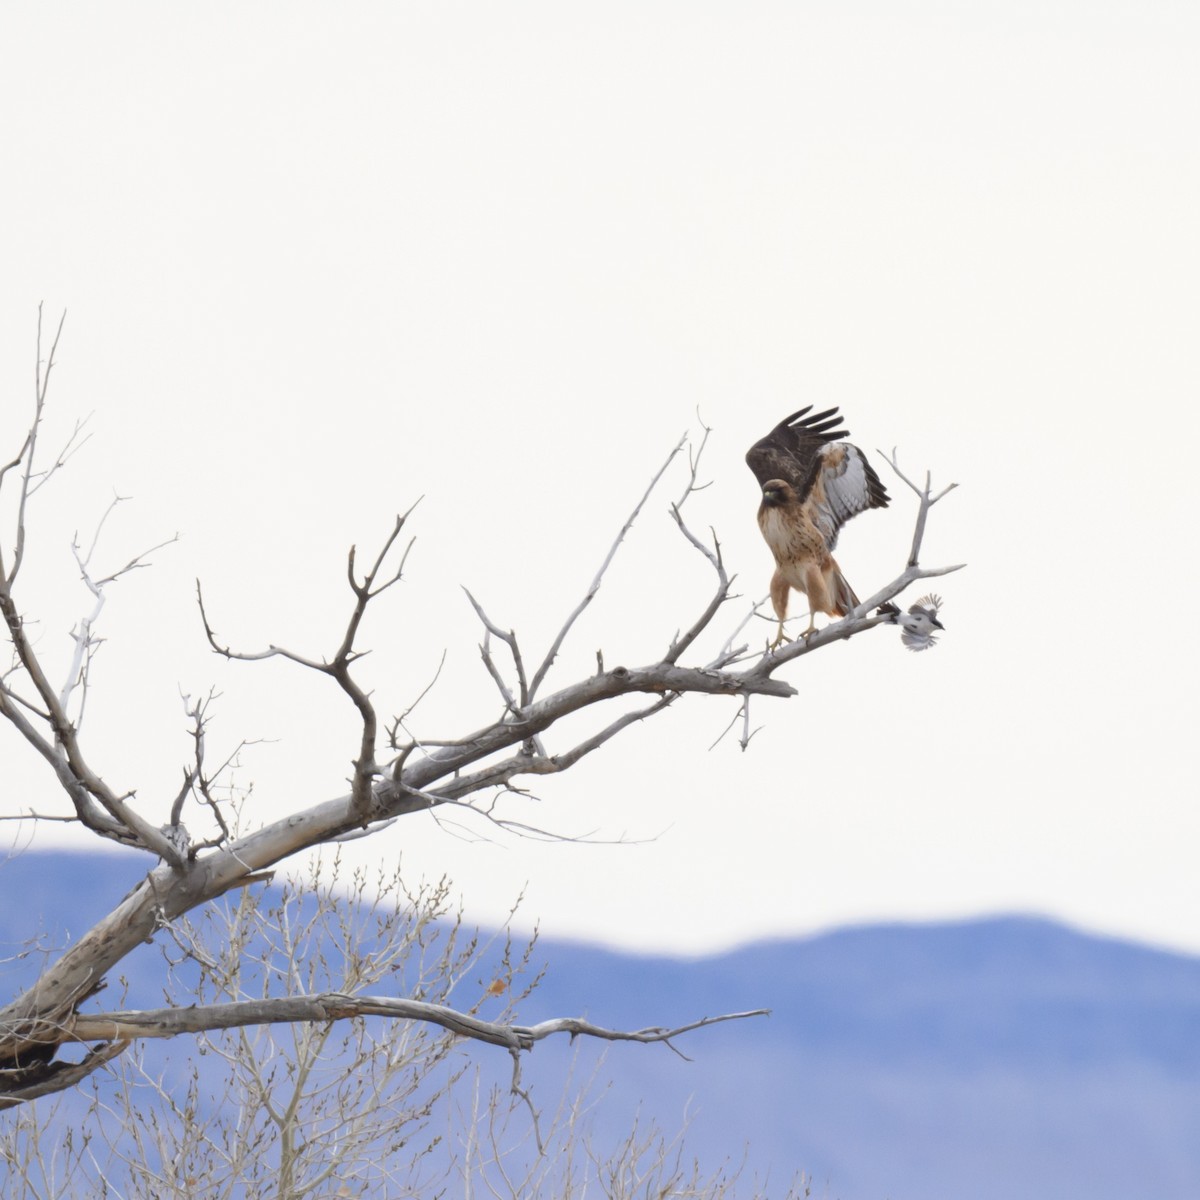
746,406 -> 889,646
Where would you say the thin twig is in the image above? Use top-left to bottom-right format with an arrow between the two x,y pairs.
463,588 -> 530,710
0,811 -> 80,824
673,410 -> 714,509
9,306 -> 68,585
386,648 -> 447,750
527,435 -> 687,701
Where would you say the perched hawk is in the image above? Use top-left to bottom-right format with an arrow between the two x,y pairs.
746,406 -> 889,646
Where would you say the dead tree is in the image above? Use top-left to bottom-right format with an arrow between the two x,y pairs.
0,311 -> 962,1108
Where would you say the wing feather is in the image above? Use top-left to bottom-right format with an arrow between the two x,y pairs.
745,406 -> 848,501
805,443 -> 890,549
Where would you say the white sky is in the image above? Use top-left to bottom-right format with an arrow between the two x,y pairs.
2,1 -> 1198,956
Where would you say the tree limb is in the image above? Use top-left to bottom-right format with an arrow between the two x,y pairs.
63,995 -> 768,1054
0,1039 -> 129,1111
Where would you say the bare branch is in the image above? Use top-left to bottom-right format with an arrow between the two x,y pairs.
0,385 -> 182,862
0,685 -> 127,842
673,409 -> 714,509
707,701 -> 744,752
174,689 -> 237,848
739,694 -> 762,751
0,432 -> 33,502
0,810 -> 80,825
439,800 -> 633,847
463,587 -> 531,711
550,693 -> 678,772
660,418 -> 743,666
386,648 -> 447,752
85,530 -> 179,591
507,1046 -> 546,1153
58,504 -> 177,728
8,305 -> 67,585
0,1039 -> 128,1111
880,447 -> 959,569
198,512 -> 418,820
328,817 -> 398,843
341,509 -> 418,639
0,602 -> 181,862
63,994 -> 768,1055
481,631 -> 520,713
527,435 -> 687,702
196,585 -> 323,666
25,416 -> 92,499
665,511 -> 733,665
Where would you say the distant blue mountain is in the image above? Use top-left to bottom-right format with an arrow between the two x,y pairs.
522,922 -> 1200,1199
3,850 -> 1199,1199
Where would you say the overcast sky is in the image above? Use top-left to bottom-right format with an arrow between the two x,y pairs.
2,1 -> 1198,956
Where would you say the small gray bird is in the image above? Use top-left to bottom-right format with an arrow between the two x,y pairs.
899,594 -> 945,652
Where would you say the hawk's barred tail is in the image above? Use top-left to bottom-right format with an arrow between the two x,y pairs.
831,563 -> 859,618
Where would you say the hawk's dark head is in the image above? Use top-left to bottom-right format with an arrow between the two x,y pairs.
760,479 -> 797,507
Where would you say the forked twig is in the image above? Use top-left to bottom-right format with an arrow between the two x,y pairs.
463,588 -> 530,712
198,508 -> 419,818
880,447 -> 959,569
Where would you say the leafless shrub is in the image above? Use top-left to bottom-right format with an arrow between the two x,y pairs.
3,857 -> 809,1200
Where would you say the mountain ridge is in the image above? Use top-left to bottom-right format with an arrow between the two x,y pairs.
2,849 -> 1198,1199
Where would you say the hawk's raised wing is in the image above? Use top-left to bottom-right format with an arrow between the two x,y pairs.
806,443 -> 890,550
745,406 -> 848,503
